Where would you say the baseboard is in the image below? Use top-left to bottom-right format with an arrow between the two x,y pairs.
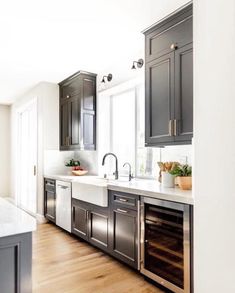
36,214 -> 48,224
2,197 -> 16,204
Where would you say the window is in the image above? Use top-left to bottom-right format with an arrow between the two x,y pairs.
98,80 -> 192,179
108,83 -> 160,179
136,85 -> 160,178
111,89 -> 136,175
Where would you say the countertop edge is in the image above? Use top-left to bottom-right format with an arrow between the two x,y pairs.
107,184 -> 194,205
44,174 -> 194,205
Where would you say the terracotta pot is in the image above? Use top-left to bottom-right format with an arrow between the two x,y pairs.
178,176 -> 192,190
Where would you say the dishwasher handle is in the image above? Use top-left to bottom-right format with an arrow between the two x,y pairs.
57,184 -> 69,189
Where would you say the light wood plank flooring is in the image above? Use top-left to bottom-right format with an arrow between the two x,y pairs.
33,223 -> 165,293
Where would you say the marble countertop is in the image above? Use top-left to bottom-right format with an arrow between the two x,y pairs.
0,198 -> 37,238
45,174 -> 194,205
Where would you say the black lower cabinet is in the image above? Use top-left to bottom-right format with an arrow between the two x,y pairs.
89,210 -> 109,250
72,199 -> 109,252
0,232 -> 32,293
109,191 -> 140,269
72,200 -> 89,241
44,178 -> 56,223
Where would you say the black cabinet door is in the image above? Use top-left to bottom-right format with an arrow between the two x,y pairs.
81,76 -> 96,150
68,94 -> 81,149
44,179 -> 56,223
72,201 -> 89,241
45,191 -> 56,223
145,52 -> 175,146
89,210 -> 109,251
60,101 -> 69,149
174,43 -> 193,142
110,206 -> 138,269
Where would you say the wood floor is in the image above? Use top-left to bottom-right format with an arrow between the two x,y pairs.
33,223 -> 165,293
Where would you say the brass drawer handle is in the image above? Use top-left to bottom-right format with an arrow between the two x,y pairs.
118,198 -> 128,202
117,208 -> 128,213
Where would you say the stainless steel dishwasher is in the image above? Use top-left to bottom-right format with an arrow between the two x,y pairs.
140,197 -> 191,293
56,180 -> 71,232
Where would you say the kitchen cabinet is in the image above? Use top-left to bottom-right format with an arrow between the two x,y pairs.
144,3 -> 193,146
44,178 -> 56,223
72,199 -> 89,241
89,209 -> 109,250
0,233 -> 32,293
59,71 -> 97,151
109,191 -> 140,269
72,199 -> 109,251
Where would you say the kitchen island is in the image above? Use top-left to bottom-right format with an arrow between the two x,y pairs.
0,197 -> 36,293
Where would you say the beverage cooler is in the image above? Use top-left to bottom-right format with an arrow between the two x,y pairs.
140,197 -> 192,293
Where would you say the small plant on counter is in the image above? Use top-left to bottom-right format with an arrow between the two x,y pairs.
169,164 -> 192,190
157,161 -> 180,188
169,164 -> 192,177
65,159 -> 81,170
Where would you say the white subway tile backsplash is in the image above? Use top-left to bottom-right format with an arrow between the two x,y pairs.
44,150 -> 98,176
160,145 -> 192,165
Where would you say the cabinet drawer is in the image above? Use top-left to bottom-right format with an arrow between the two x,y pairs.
45,179 -> 55,193
60,79 -> 81,100
145,9 -> 192,61
110,191 -> 139,210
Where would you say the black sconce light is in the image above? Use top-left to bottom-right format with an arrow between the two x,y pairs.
101,73 -> 113,83
131,58 -> 144,69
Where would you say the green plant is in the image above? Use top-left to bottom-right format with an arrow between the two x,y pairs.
169,164 -> 192,177
65,159 -> 80,167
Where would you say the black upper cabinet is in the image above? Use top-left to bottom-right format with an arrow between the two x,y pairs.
144,3 -> 193,146
59,71 -> 97,151
174,42 -> 193,142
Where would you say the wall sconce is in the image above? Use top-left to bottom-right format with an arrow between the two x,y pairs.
131,58 -> 144,69
101,73 -> 113,83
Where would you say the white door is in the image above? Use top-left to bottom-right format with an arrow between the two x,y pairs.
17,99 -> 37,215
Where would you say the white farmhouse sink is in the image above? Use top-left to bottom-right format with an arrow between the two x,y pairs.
72,177 -> 108,207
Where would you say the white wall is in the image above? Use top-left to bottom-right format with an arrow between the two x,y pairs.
194,1 -> 235,292
0,105 -> 10,196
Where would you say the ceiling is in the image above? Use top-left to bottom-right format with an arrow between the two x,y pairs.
0,0 -> 189,104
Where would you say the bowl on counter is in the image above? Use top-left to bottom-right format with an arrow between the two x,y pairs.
72,170 -> 88,176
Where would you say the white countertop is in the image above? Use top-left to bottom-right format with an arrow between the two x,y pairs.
0,198 -> 37,238
45,174 -> 194,205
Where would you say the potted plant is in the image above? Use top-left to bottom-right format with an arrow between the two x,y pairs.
170,164 -> 192,190
157,162 -> 180,188
65,159 -> 81,171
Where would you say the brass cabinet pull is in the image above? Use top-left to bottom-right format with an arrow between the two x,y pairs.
168,120 -> 173,136
118,198 -> 128,202
173,119 -> 177,136
117,208 -> 128,213
66,94 -> 70,99
65,136 -> 71,146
